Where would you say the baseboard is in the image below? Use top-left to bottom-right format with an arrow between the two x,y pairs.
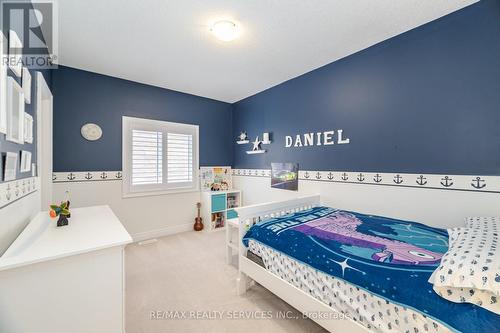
131,222 -> 193,242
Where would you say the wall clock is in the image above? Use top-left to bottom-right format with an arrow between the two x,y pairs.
81,123 -> 102,141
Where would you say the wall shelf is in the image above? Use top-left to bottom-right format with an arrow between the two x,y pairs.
246,150 -> 266,155
236,140 -> 249,145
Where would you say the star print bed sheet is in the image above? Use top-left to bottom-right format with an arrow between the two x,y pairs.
242,206 -> 500,333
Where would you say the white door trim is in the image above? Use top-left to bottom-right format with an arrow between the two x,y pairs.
36,72 -> 53,210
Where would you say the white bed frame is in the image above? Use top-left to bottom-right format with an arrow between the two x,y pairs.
235,195 -> 370,333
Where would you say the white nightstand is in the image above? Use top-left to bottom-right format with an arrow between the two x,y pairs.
226,218 -> 239,265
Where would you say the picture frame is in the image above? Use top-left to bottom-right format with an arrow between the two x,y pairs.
20,151 -> 32,173
24,112 -> 33,143
8,30 -> 23,77
0,31 -> 7,134
22,67 -> 31,104
6,77 -> 25,144
4,152 -> 18,182
271,162 -> 299,191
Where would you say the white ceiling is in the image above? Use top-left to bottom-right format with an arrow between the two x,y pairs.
57,0 -> 477,103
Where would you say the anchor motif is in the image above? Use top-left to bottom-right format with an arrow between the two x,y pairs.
440,176 -> 453,187
357,173 -> 365,182
261,170 -> 266,177
341,173 -> 348,181
85,172 -> 93,180
373,174 -> 382,183
316,172 -> 322,180
416,175 -> 427,186
327,172 -> 334,180
67,173 -> 76,181
116,172 -> 122,179
471,177 -> 486,189
52,174 -> 57,181
304,171 -> 310,179
6,192 -> 11,201
393,174 -> 403,184
237,170 -> 241,175
101,172 -> 108,180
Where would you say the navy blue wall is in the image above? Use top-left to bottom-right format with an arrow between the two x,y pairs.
233,0 -> 500,175
52,66 -> 233,172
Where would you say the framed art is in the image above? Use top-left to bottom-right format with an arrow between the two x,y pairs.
6,77 -> 25,144
22,67 -> 31,104
20,151 -> 32,173
24,112 -> 33,143
271,162 -> 299,191
0,31 -> 7,134
8,30 -> 23,77
4,152 -> 18,181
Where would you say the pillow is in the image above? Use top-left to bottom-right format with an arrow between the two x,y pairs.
430,223 -> 499,314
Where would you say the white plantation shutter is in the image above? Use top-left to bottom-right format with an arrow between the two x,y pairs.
123,117 -> 198,197
132,130 -> 163,185
167,133 -> 193,184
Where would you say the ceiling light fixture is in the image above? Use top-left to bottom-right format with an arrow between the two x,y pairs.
210,20 -> 239,42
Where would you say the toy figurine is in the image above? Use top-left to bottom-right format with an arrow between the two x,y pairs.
238,131 -> 248,141
49,201 -> 71,227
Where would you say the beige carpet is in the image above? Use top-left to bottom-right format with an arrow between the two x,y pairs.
125,230 -> 327,333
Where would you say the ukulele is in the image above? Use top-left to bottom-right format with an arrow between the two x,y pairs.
194,202 -> 203,231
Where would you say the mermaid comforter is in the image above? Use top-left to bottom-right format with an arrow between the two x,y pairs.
242,206 -> 499,333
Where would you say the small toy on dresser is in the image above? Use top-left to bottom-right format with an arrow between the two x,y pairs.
49,201 -> 71,227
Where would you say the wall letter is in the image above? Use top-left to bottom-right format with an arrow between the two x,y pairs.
337,129 -> 350,144
285,136 -> 293,148
304,133 -> 314,146
323,131 -> 334,145
316,132 -> 322,146
294,135 -> 303,147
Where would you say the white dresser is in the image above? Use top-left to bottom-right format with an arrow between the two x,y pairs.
0,205 -> 132,333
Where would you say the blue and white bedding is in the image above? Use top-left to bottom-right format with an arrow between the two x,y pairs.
243,206 -> 500,333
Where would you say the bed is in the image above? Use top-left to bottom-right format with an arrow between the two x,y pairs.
234,195 -> 499,333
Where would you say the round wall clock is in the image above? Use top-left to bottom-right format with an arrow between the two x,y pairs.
81,123 -> 103,141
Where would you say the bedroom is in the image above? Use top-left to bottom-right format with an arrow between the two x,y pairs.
0,0 -> 499,332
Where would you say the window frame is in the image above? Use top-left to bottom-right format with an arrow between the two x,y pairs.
122,116 -> 199,198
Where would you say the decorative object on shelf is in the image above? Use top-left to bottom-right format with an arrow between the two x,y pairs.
212,212 -> 225,229
200,166 -> 232,191
24,112 -> 33,143
194,202 -> 203,231
3,152 -> 18,181
246,136 -> 266,154
271,162 -> 299,191
22,67 -> 31,104
236,131 -> 249,144
262,132 -> 272,144
6,77 -> 25,144
49,200 -> 71,227
0,31 -> 7,134
8,30 -> 23,77
81,123 -> 103,141
20,151 -> 32,172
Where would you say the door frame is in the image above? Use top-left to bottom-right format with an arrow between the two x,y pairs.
36,72 -> 53,210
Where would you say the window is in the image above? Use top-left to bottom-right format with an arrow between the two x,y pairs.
123,116 -> 199,197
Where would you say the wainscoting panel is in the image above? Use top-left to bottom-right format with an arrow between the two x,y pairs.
0,177 -> 38,209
